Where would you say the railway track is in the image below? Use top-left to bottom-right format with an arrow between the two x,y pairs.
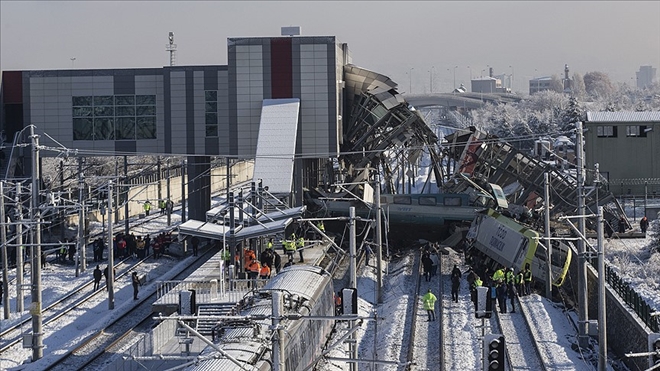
43,246 -> 216,371
0,254 -> 150,355
0,209 -> 180,358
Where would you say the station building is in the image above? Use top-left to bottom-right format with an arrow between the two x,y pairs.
0,33 -> 359,220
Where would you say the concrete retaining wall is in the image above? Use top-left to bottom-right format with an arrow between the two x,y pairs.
566,256 -> 650,371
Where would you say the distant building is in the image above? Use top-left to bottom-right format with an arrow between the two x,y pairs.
583,111 -> 660,195
562,64 -> 573,95
529,76 -> 552,95
636,65 -> 657,89
471,77 -> 510,94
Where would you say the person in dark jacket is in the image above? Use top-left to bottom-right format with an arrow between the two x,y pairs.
93,265 -> 102,291
451,264 -> 462,303
191,236 -> 200,257
507,279 -> 517,313
496,282 -> 508,313
640,216 -> 649,234
273,250 -> 282,274
131,272 -> 141,300
421,254 -> 433,282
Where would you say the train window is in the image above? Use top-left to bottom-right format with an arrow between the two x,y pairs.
393,196 -> 411,205
443,197 -> 462,206
418,196 -> 437,206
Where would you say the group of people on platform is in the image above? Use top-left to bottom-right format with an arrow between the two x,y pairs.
112,231 -> 173,260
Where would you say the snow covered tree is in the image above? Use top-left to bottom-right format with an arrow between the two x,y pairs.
572,73 -> 586,99
549,75 -> 564,93
583,71 -> 615,99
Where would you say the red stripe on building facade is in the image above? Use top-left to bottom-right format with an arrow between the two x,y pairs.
2,71 -> 23,104
270,38 -> 293,98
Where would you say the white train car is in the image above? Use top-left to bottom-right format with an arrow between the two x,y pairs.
188,264 -> 335,371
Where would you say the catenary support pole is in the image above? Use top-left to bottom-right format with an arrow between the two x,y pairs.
1,181 -> 10,319
166,158 -> 171,226
124,156 -> 129,235
597,206 -> 607,371
157,156 -> 162,206
30,125 -> 44,360
375,174 -> 383,304
349,206 -> 358,371
59,160 -> 65,241
272,291 -> 284,371
76,158 -> 84,277
544,172 -> 552,298
576,120 -> 589,348
108,181 -> 115,310
16,183 -> 23,312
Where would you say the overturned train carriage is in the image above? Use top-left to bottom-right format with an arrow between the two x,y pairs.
467,209 -> 572,288
187,265 -> 335,371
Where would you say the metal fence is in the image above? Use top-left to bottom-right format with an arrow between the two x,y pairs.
105,333 -> 152,371
601,262 -> 659,332
155,279 -> 267,307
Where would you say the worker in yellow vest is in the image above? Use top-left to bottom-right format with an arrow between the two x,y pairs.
143,200 -> 151,216
296,236 -> 305,263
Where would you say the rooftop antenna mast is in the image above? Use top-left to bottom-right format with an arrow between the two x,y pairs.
166,32 -> 177,66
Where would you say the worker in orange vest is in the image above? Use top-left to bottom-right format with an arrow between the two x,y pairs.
244,248 -> 255,268
259,263 -> 271,279
247,259 -> 261,280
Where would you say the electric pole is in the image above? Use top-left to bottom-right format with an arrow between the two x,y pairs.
576,120 -> 589,348
16,183 -> 24,312
108,180 -> 115,310
30,125 -> 44,360
1,180 -> 10,319
375,174 -> 383,304
544,172 -> 552,299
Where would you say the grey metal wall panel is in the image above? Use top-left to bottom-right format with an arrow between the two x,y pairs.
114,74 -> 135,95
163,70 -> 172,153
218,70 -> 229,156
204,68 -> 218,91
169,71 -> 187,155
205,137 -> 219,155
186,70 -> 195,154
228,48 -> 238,155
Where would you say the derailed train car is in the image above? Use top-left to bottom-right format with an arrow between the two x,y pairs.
187,265 -> 335,371
466,208 -> 573,288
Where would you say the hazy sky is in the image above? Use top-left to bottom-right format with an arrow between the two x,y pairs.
1,1 -> 659,93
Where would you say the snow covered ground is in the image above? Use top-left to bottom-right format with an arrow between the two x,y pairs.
317,246 -> 601,371
0,214 -> 186,370
1,174 -> 657,371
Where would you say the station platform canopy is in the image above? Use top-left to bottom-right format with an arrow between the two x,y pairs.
178,217 -> 293,242
206,204 -> 305,224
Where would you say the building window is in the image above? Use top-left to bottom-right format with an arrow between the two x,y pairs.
626,125 -> 648,137
596,125 -> 617,138
205,90 -> 218,137
72,94 -> 156,140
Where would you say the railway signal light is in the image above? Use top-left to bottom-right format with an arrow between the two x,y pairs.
483,334 -> 505,371
649,333 -> 660,368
